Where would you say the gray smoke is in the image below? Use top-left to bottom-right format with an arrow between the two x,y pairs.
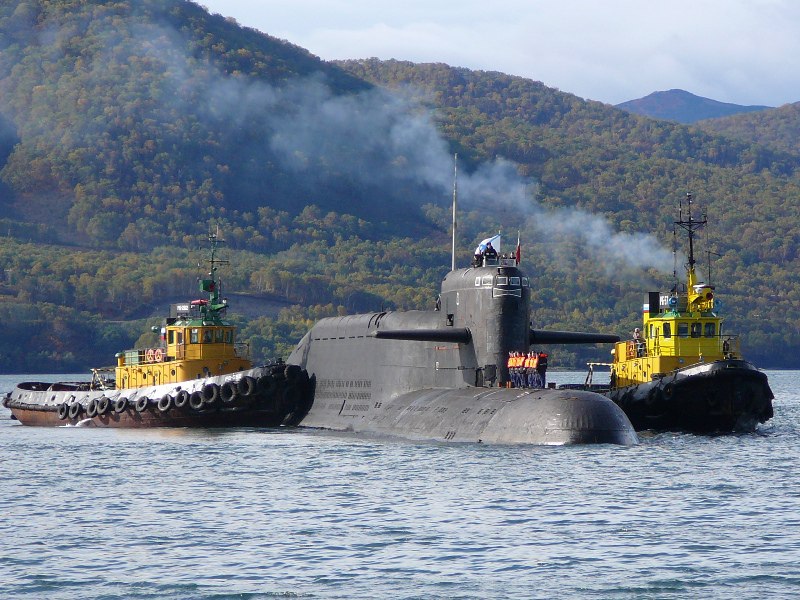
203,72 -> 673,271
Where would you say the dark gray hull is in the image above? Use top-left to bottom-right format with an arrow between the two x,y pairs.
564,359 -> 774,433
299,385 -> 637,445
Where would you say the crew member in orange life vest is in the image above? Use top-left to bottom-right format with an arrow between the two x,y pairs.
511,351 -> 522,388
524,351 -> 535,388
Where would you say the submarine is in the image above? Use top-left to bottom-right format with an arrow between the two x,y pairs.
286,249 -> 638,445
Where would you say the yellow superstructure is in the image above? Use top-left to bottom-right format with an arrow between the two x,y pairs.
610,194 -> 739,388
114,234 -> 252,389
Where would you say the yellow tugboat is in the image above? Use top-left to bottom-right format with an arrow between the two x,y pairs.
3,233 -> 313,428
582,194 -> 773,432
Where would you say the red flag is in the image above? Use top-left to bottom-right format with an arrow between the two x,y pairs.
515,232 -> 521,265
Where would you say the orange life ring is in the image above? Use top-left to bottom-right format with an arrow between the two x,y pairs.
145,348 -> 155,362
154,348 -> 163,362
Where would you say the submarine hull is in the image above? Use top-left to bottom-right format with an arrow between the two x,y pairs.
300,385 -> 637,445
287,261 -> 636,445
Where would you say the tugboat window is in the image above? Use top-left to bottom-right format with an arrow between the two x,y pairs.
690,323 -> 701,338
215,329 -> 224,342
522,277 -> 529,287
704,323 -> 716,337
496,276 -> 508,285
225,330 -> 233,344
678,323 -> 689,338
177,331 -> 184,344
475,277 -> 481,286
190,329 -> 199,343
168,330 -> 174,344
481,276 -> 492,286
663,323 -> 671,338
203,329 -> 213,343
510,277 -> 520,286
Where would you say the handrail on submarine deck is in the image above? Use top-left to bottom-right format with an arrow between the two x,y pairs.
472,256 -> 518,268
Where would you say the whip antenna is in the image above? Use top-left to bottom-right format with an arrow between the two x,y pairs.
451,153 -> 458,271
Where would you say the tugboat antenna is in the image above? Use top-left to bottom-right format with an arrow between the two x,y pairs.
451,153 -> 458,272
203,230 -> 229,309
672,224 -> 677,286
675,192 -> 707,273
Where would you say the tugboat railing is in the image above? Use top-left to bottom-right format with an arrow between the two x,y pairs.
630,334 -> 741,359
118,342 -> 251,364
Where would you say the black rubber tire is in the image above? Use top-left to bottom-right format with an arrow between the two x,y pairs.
86,398 -> 98,418
175,390 -> 190,408
284,364 -> 301,382
202,383 -> 220,404
97,396 -> 110,416
114,397 -> 128,413
57,403 -> 69,420
135,396 -> 150,412
189,391 -> 204,410
239,376 -> 257,397
68,402 -> 83,419
220,381 -> 238,403
157,394 -> 173,413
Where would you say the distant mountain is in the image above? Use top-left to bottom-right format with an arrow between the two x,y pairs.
616,89 -> 772,123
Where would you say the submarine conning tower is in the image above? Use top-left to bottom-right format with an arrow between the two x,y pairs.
440,255 -> 530,384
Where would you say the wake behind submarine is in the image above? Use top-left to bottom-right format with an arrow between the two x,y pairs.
286,241 -> 637,445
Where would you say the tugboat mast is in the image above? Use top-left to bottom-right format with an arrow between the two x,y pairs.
675,192 -> 707,287
200,230 -> 229,320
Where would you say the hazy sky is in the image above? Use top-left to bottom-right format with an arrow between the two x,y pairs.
197,0 -> 799,107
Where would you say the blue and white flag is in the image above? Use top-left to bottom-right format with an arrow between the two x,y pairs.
475,234 -> 501,255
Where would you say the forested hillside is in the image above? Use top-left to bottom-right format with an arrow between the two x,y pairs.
697,102 -> 800,156
1,1 -> 800,372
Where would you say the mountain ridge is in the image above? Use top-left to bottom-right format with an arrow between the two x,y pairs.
616,88 -> 773,123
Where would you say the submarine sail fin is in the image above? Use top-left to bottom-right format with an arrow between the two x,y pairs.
369,328 -> 472,344
530,329 -> 620,345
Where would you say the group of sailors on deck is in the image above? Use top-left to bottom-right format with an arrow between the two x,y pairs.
506,350 -> 548,389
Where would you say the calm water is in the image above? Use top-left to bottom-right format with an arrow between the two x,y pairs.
1,370 -> 799,600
